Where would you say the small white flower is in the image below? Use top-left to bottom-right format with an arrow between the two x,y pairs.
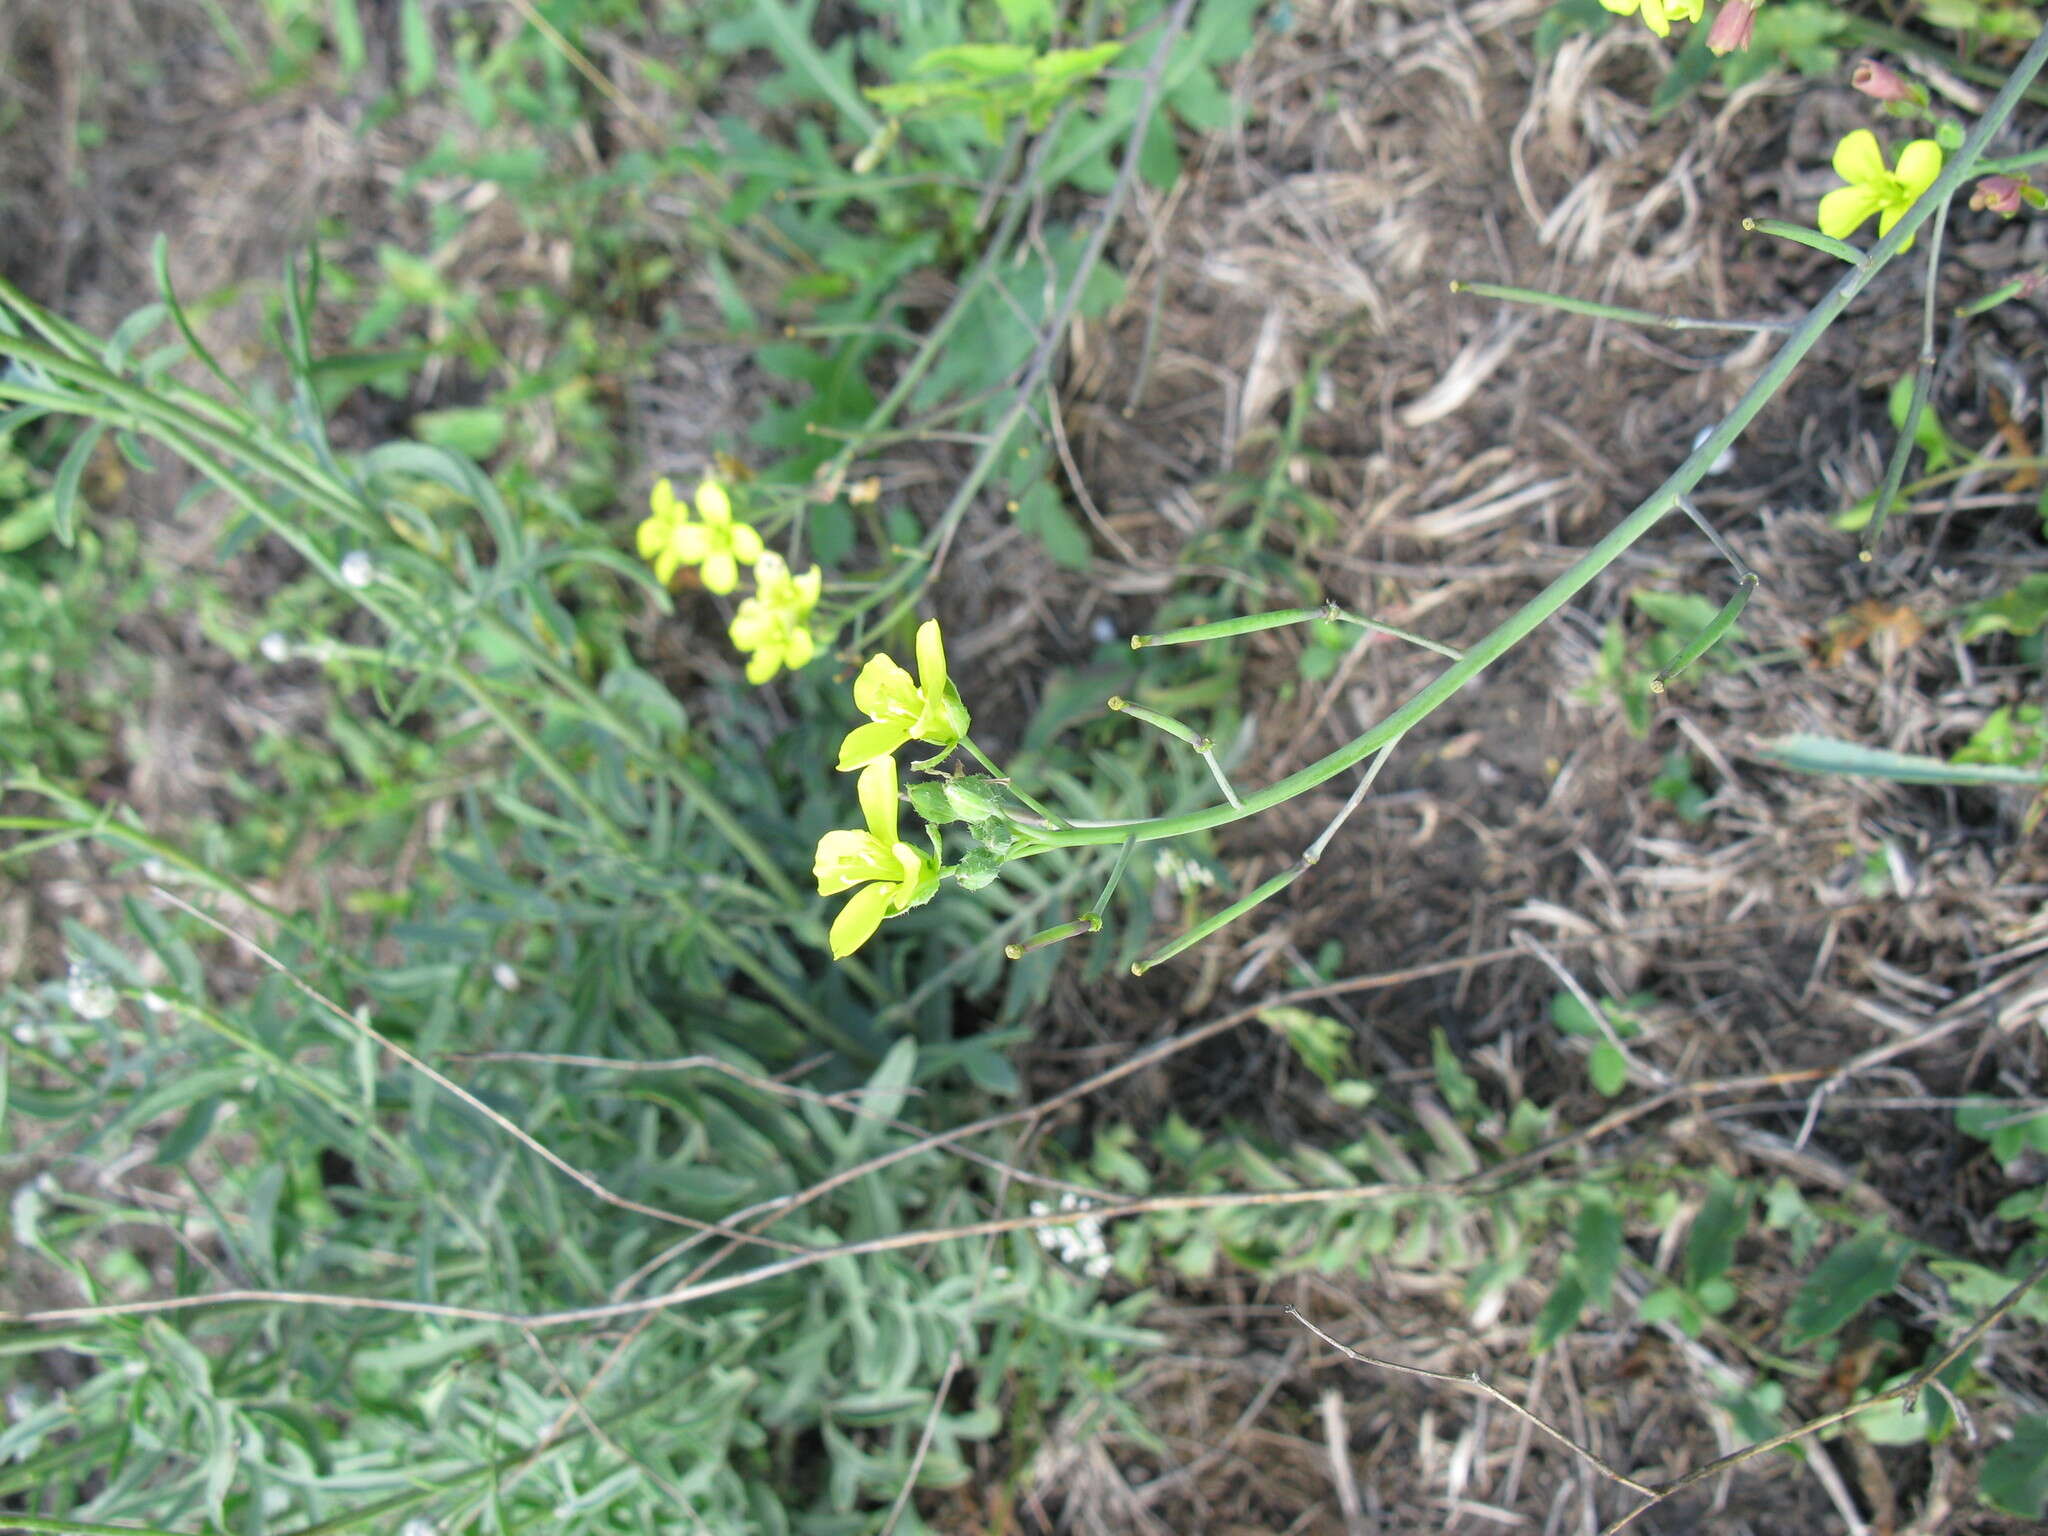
400,1521 -> 439,1536
141,992 -> 170,1014
66,960 -> 118,1021
339,550 -> 376,589
491,962 -> 521,993
259,632 -> 291,664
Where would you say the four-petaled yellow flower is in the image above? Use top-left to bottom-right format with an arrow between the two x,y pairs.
814,757 -> 939,959
1818,130 -> 1943,250
836,619 -> 971,771
1598,0 -> 1703,38
636,477 -> 763,594
728,552 -> 823,685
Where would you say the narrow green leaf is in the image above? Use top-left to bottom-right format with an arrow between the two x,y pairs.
50,420 -> 105,548
399,0 -> 437,94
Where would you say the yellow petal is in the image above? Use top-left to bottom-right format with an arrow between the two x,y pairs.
745,649 -> 780,685
1597,0 -> 1640,13
785,627 -> 815,671
914,619 -> 949,701
702,551 -> 738,594
1818,185 -> 1882,240
635,514 -> 666,560
695,478 -> 731,525
650,478 -> 679,517
852,652 -> 918,722
792,566 -> 823,611
753,550 -> 790,591
829,881 -> 894,959
1874,203 -> 1918,250
1832,129 -> 1885,188
815,829 -> 893,895
856,756 -> 899,846
728,521 -> 764,565
1893,140 -> 1943,196
671,523 -> 710,563
838,719 -> 907,772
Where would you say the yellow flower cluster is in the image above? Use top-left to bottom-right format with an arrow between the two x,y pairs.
633,476 -> 824,685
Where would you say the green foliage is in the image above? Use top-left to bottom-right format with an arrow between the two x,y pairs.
1581,586 -> 1747,735
1981,1414 -> 2048,1518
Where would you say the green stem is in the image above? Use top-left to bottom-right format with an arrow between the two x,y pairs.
1976,145 -> 2048,175
1863,193 -> 1953,559
1449,279 -> 1795,333
1324,605 -> 1462,659
1022,21 -> 2048,852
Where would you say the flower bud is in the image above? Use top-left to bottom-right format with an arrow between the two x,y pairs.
1851,60 -> 1916,104
1707,0 -> 1757,55
1971,176 -> 2025,216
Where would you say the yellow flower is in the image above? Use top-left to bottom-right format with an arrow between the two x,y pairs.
836,619 -> 972,771
1598,0 -> 1704,38
728,551 -> 822,685
813,757 -> 938,959
1818,130 -> 1943,249
635,477 -> 763,594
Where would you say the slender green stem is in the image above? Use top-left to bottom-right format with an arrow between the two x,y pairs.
1199,746 -> 1242,809
1324,605 -> 1462,659
1132,863 -> 1304,975
1020,20 -> 2048,852
1743,219 -> 1863,264
1976,145 -> 2048,175
1675,495 -> 1749,578
1087,835 -> 1138,921
1449,280 -> 1795,333
1863,192 -> 1954,559
1304,738 -> 1401,865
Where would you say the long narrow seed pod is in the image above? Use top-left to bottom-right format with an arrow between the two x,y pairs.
1130,608 -> 1322,648
1132,862 -> 1304,976
1106,695 -> 1208,749
1651,573 -> 1759,694
1005,914 -> 1102,961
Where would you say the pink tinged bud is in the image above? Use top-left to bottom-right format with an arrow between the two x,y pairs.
1707,0 -> 1757,55
1852,60 -> 1914,103
1971,176 -> 2024,215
